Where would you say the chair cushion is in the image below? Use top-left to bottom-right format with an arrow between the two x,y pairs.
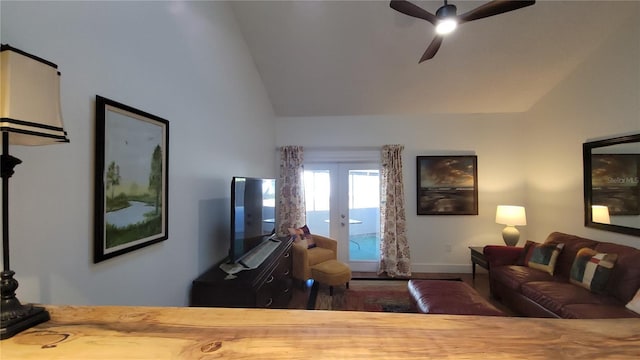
307,246 -> 335,266
311,260 -> 351,286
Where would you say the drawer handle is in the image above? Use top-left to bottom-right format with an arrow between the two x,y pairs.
283,287 -> 290,294
266,275 -> 274,284
284,252 -> 290,258
265,298 -> 273,307
283,270 -> 290,276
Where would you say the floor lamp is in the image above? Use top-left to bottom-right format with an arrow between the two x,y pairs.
0,44 -> 69,339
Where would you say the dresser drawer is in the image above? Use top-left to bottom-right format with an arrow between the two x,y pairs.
190,237 -> 293,308
256,274 -> 277,308
256,263 -> 293,308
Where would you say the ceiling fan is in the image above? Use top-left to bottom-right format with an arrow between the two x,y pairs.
390,0 -> 535,62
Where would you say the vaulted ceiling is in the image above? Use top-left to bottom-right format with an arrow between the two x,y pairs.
231,1 -> 638,117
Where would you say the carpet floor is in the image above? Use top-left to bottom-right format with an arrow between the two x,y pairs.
309,278 -> 461,313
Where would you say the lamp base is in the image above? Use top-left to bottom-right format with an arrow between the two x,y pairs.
1,270 -> 50,340
1,304 -> 49,340
501,226 -> 520,247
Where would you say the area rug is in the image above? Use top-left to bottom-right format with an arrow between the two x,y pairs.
309,279 -> 417,313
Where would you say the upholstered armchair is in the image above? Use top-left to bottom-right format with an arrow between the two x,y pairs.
291,234 -> 338,281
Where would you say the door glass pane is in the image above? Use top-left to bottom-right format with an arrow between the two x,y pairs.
348,169 -> 380,261
304,169 -> 330,236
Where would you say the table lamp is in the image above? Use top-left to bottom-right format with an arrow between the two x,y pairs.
1,44 -> 69,339
495,205 -> 526,246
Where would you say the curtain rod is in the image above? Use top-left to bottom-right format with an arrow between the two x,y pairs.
275,146 -> 382,151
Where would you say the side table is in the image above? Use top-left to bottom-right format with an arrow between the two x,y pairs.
469,246 -> 489,279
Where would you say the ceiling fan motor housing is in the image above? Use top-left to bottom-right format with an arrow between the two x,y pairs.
436,4 -> 457,18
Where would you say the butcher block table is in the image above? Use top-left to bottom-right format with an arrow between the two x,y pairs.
1,305 -> 639,359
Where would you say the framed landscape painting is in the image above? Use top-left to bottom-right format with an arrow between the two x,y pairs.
94,96 -> 169,263
591,154 -> 639,215
416,155 -> 478,215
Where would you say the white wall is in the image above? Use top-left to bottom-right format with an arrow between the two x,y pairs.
276,4 -> 640,273
523,8 -> 640,247
1,1 -> 276,306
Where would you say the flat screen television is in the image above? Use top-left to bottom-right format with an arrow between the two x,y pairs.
229,176 -> 276,264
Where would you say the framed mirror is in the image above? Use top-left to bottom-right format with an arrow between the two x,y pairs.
583,133 -> 640,237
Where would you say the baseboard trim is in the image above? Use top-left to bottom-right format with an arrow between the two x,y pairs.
410,263 -> 479,274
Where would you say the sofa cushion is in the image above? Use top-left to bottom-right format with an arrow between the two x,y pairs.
491,265 -> 555,291
570,248 -> 618,293
527,242 -> 564,275
560,303 -> 640,319
543,232 -> 599,281
594,242 -> 640,303
306,246 -> 335,266
521,281 -> 619,316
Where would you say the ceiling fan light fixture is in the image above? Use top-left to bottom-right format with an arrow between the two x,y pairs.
435,2 -> 457,35
390,0 -> 536,62
435,18 -> 457,35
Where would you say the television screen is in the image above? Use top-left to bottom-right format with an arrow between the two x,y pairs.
229,176 -> 276,263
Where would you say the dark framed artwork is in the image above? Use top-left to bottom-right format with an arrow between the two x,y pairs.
417,155 -> 478,215
94,95 -> 169,263
590,154 -> 639,216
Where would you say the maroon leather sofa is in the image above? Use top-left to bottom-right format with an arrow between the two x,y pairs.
484,232 -> 640,318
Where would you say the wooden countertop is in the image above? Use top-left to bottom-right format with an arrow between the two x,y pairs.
1,305 -> 639,359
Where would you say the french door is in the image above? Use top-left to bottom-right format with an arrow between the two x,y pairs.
304,162 -> 381,272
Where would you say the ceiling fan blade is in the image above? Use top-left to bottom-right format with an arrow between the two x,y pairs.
458,0 -> 535,24
419,36 -> 443,63
390,0 -> 438,25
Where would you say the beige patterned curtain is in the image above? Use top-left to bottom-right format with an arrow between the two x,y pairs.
378,144 -> 411,277
276,146 -> 306,236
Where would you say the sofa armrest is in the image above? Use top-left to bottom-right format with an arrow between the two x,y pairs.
483,245 -> 523,268
312,234 -> 338,254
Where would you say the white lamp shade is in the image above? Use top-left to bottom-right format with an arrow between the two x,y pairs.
495,205 -> 527,226
591,205 -> 611,224
1,45 -> 69,145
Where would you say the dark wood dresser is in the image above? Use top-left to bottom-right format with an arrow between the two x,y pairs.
190,237 -> 293,308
